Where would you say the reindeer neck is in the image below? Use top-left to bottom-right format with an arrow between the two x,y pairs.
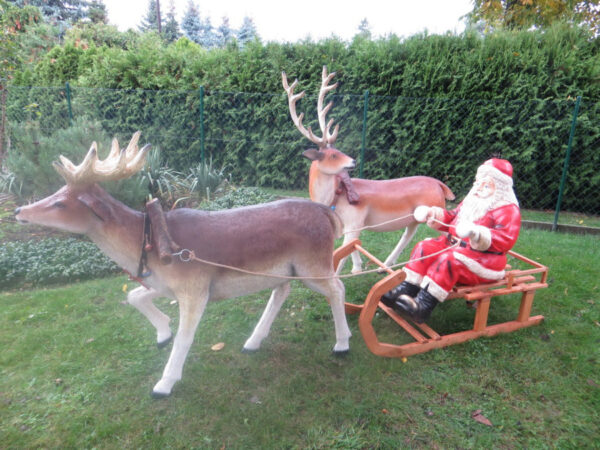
87,191 -> 144,275
308,162 -> 338,206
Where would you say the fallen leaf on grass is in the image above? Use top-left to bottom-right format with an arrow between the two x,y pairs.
471,410 -> 492,426
211,342 -> 225,351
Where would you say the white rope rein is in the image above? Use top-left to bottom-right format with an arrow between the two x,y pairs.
341,213 -> 414,234
172,214 -> 455,281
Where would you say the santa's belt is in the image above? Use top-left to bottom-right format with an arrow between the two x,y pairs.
446,234 -> 503,255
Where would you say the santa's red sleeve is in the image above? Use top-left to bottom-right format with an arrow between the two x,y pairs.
486,204 -> 521,253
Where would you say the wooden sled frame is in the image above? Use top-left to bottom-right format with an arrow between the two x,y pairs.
333,239 -> 549,358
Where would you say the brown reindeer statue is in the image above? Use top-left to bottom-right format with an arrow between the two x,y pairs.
282,66 -> 455,274
15,132 -> 351,398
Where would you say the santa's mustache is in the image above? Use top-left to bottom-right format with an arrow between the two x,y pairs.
457,189 -> 496,223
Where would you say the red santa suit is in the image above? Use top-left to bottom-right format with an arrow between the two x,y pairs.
404,202 -> 521,298
404,158 -> 521,302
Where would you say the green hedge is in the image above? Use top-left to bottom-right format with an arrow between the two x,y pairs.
7,23 -> 600,213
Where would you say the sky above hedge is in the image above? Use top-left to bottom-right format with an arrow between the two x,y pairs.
102,0 -> 473,42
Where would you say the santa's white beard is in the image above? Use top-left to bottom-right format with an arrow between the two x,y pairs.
457,183 -> 518,223
457,189 -> 497,223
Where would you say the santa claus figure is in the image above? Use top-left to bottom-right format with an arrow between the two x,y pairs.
381,158 -> 521,323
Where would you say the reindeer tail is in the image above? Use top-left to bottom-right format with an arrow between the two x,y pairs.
439,181 -> 456,201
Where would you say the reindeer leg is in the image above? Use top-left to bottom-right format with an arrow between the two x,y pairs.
336,229 -> 363,275
382,223 -> 419,269
152,289 -> 209,398
127,286 -> 172,348
303,277 -> 351,354
243,282 -> 291,352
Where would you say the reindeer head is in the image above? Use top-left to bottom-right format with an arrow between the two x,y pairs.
282,66 -> 356,175
15,132 -> 151,234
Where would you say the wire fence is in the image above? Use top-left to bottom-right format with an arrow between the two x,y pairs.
2,84 -> 599,229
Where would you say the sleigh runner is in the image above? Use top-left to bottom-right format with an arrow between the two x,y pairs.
333,239 -> 549,358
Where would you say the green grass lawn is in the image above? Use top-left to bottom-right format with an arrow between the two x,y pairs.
1,227 -> 599,448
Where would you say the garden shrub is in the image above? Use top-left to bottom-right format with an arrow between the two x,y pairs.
0,238 -> 119,289
4,117 -> 150,207
201,186 -> 276,210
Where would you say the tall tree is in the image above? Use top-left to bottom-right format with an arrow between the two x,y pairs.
0,1 -> 41,159
357,18 -> 372,39
6,0 -> 89,23
216,16 -> 232,47
87,0 -> 107,24
198,16 -> 217,48
139,0 -> 164,32
468,0 -> 600,34
180,0 -> 202,43
237,16 -> 257,47
163,0 -> 180,42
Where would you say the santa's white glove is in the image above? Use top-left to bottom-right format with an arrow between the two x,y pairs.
414,205 -> 444,228
455,221 -> 492,251
456,221 -> 479,240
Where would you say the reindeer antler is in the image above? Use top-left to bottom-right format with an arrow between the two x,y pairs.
53,131 -> 151,185
282,66 -> 339,149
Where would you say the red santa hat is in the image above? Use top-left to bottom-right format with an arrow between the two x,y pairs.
476,158 -> 513,188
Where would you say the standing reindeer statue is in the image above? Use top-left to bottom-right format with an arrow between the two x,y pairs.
15,132 -> 352,398
283,67 -> 455,273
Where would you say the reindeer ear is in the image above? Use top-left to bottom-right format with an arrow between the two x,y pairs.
303,149 -> 324,161
78,192 -> 113,222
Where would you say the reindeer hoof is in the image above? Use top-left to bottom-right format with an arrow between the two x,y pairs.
151,390 -> 171,399
157,335 -> 173,349
332,349 -> 349,357
241,347 -> 259,354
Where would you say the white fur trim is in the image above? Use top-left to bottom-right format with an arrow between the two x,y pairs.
453,252 -> 505,280
421,276 -> 449,302
404,267 -> 423,285
470,226 -> 492,251
413,205 -> 430,223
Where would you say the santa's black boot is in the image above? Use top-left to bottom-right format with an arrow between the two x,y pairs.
380,281 -> 420,308
393,288 -> 439,323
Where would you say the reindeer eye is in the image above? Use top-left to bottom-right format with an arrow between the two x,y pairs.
53,201 -> 66,208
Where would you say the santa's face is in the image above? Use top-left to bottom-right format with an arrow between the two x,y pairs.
458,175 -> 498,223
472,175 -> 496,199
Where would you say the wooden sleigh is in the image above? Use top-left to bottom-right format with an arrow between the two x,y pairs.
333,239 -> 549,358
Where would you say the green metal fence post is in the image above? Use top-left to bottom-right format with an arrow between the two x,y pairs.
65,81 -> 73,127
360,90 -> 369,178
199,86 -> 205,165
553,95 -> 581,231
